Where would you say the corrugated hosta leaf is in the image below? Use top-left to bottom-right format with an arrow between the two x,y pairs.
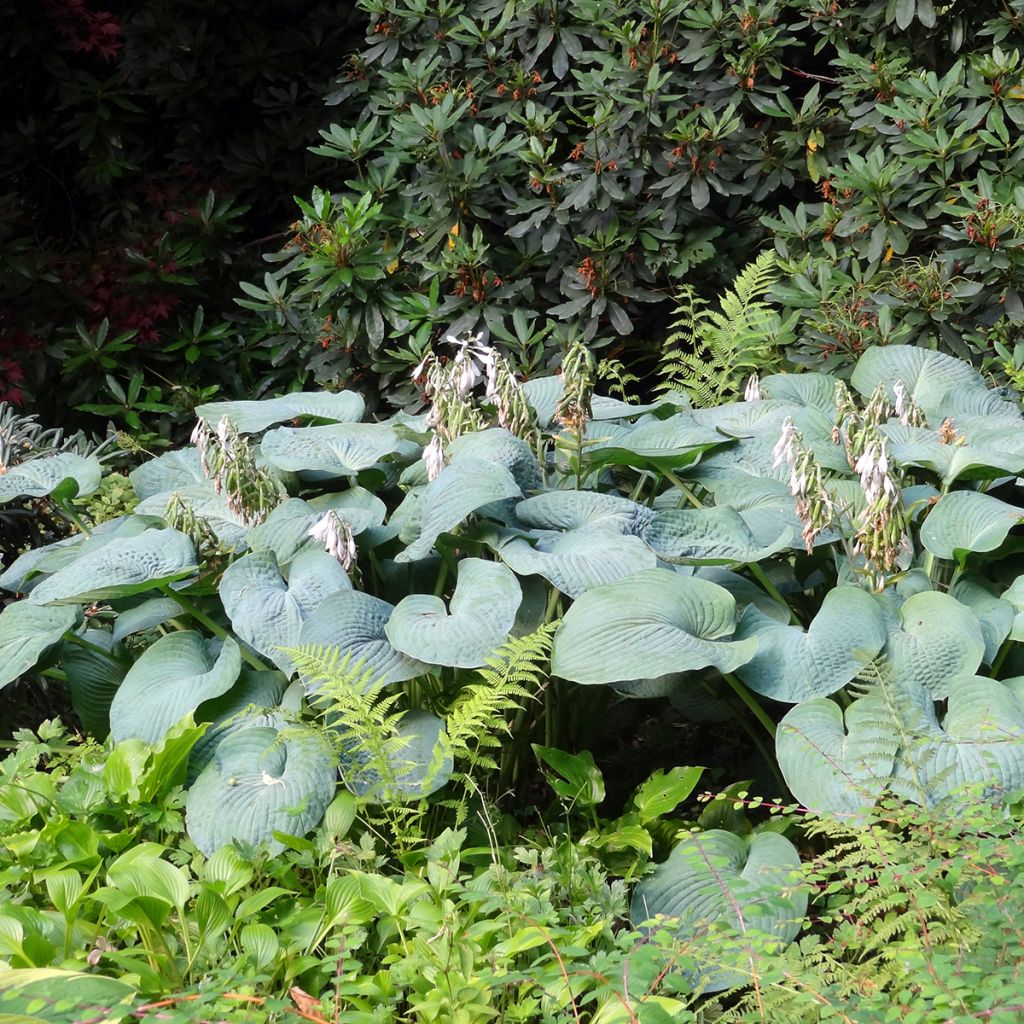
759,373 -> 837,416
584,413 -> 727,471
297,591 -> 426,691
109,632 -> 241,744
643,505 -> 793,564
514,490 -> 654,534
734,586 -> 888,703
920,490 -> 1023,561
630,830 -> 807,993
26,529 -> 198,605
135,483 -> 250,549
196,390 -> 365,433
0,602 -> 79,690
61,629 -> 127,739
396,457 -> 522,563
112,597 -> 184,642
220,550 -> 351,674
260,422 -> 401,477
185,723 -> 337,856
551,568 -> 755,685
881,421 -> 1024,484
130,448 -> 205,500
447,428 -> 543,492
950,576 -> 1013,665
385,558 -> 521,668
0,453 -> 102,504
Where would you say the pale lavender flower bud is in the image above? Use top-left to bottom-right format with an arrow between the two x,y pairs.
772,417 -> 798,471
744,374 -> 762,402
893,380 -> 909,425
423,434 -> 446,480
308,510 -> 357,571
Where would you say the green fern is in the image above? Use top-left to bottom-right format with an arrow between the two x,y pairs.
657,250 -> 792,407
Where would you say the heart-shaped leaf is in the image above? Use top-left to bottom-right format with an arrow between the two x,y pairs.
220,550 -> 350,674
584,413 -> 727,471
643,505 -> 793,564
734,586 -> 888,703
135,484 -> 250,549
130,448 -> 205,500
0,602 -> 78,690
185,723 -> 337,855
109,632 -> 241,744
62,629 -> 127,739
112,597 -> 184,642
385,558 -> 521,668
196,390 -> 364,433
260,423 -> 401,476
920,490 -> 1022,562
551,568 -> 755,685
630,830 -> 807,993
0,453 -> 102,504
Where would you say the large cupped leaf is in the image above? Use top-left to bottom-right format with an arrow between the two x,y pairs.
26,529 -> 198,605
551,568 -> 755,685
109,632 -> 241,744
61,630 -> 127,739
220,550 -> 351,674
196,390 -> 365,433
734,586 -> 888,703
385,558 -> 521,668
584,413 -> 727,471
630,830 -> 807,993
185,723 -> 337,856
297,591 -> 426,691
260,422 -> 401,477
881,420 -> 1024,484
759,373 -> 838,416
514,490 -> 654,534
447,428 -> 543,492
643,505 -> 793,564
950,576 -> 1014,665
135,484 -> 249,549
0,602 -> 79,690
112,597 -> 184,642
396,457 -> 522,563
129,448 -> 205,500
0,453 -> 102,504
919,490 -> 1023,562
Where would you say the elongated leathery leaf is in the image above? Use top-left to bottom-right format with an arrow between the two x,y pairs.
734,586 -> 888,703
196,390 -> 364,433
920,490 -> 1023,562
297,591 -> 426,691
109,632 -> 241,744
220,550 -> 350,675
0,602 -> 78,690
644,505 -> 793,564
630,830 -> 807,993
0,452 -> 101,504
260,422 -> 401,476
186,723 -> 337,856
27,529 -> 198,605
385,558 -> 521,668
551,568 -> 755,685
397,457 -> 522,563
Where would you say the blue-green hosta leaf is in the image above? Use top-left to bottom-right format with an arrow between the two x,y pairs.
690,399 -> 800,438
26,529 -> 198,605
260,422 -> 401,477
851,345 -> 987,422
777,694 -> 899,816
112,597 -> 184,641
630,830 -> 807,993
386,558 -> 521,668
135,483 -> 249,549
520,376 -> 658,427
196,390 -> 364,433
0,453 -> 102,504
734,586 -> 888,703
669,675 -> 735,721
950,576 -> 1013,665
61,629 -> 126,739
342,709 -> 453,801
1002,575 -> 1024,642
447,428 -> 543,492
0,602 -> 78,690
129,448 -> 205,500
882,591 -> 985,699
881,421 -> 1024,484
584,413 -> 727,471
297,591 -> 426,691
551,568 -> 755,685
220,550 -> 350,674
920,490 -> 1023,561
514,490 -> 654,534
759,373 -> 838,417
396,457 -> 522,563
643,505 -> 793,564
185,723 -> 337,856
693,568 -> 791,624
109,632 -> 241,744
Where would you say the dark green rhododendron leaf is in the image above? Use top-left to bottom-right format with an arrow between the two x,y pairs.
630,830 -> 807,993
734,586 -> 888,703
109,632 -> 241,744
62,629 -> 127,739
297,591 -> 426,691
920,490 -> 1023,561
883,590 -> 985,699
220,550 -> 350,675
26,529 -> 198,605
644,505 -> 793,564
196,390 -> 364,433
397,457 -> 522,563
135,483 -> 250,549
260,422 -> 401,477
112,597 -> 184,642
186,723 -> 337,856
0,453 -> 102,504
551,568 -> 755,685
385,558 -> 521,668
129,448 -> 205,500
0,602 -> 78,690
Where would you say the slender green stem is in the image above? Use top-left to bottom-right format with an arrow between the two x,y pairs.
661,468 -> 703,509
162,586 -> 272,672
433,558 -> 449,598
57,501 -> 92,537
737,711 -> 787,795
65,631 -> 131,668
722,672 -> 776,739
543,587 -> 562,624
41,668 -> 69,682
991,637 -> 1012,678
748,562 -> 801,625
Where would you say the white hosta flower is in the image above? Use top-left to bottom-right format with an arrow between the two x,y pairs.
855,440 -> 896,503
191,419 -> 211,475
772,417 -> 798,472
308,510 -> 357,570
743,373 -> 762,402
893,380 -> 910,425
422,433 -> 446,481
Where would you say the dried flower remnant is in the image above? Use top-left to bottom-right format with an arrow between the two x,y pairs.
309,510 -> 357,571
937,417 -> 960,445
556,340 -> 597,432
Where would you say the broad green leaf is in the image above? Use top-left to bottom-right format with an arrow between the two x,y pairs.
26,529 -> 197,605
920,490 -> 1022,561
220,550 -> 350,674
532,744 -> 605,806
109,632 -> 241,744
629,766 -> 704,822
61,630 -> 126,739
693,567 -> 791,624
551,568 -> 755,685
882,420 -> 1024,484
514,489 -> 654,534
260,422 -> 401,476
107,843 -> 189,912
584,413 -> 727,470
386,558 -> 521,667
0,603 -> 78,691
759,373 -> 837,416
129,448 -> 205,500
734,586 -> 888,703
447,427 -> 543,491
240,923 -> 280,968
185,723 -> 337,856
0,454 -> 101,504
950,576 -> 1013,665
630,830 -> 807,992
643,505 -> 793,564
112,597 -> 183,641
135,483 -> 249,549
196,390 -> 364,433
0,969 -> 135,1024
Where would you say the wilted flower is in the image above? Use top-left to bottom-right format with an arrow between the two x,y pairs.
309,510 -> 357,571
